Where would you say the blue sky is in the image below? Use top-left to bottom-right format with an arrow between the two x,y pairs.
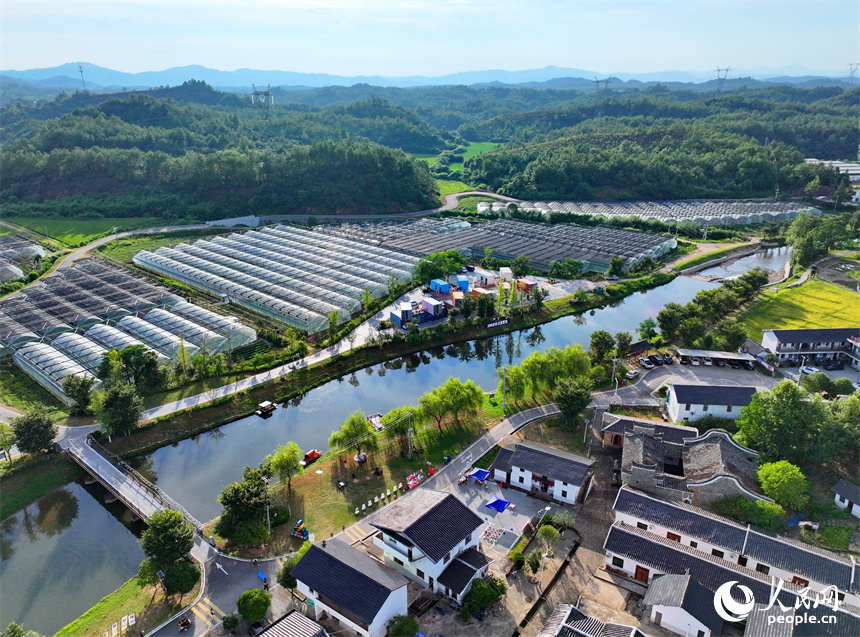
2,1 -> 856,76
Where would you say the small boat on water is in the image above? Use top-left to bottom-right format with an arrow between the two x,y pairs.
300,449 -> 321,467
255,401 -> 277,416
367,412 -> 383,431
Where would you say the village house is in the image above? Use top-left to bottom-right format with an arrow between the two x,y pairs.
832,479 -> 860,519
666,384 -> 757,422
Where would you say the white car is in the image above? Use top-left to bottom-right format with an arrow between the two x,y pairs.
691,357 -> 701,366
639,357 -> 654,370
625,369 -> 640,380
703,357 -> 713,366
801,366 -> 820,374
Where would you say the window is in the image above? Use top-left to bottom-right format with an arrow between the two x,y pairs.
727,405 -> 732,413
712,549 -> 724,559
309,587 -> 314,595
839,495 -> 846,503
394,557 -> 404,566
417,569 -> 425,580
792,576 -> 809,587
697,631 -> 706,637
667,532 -> 681,542
444,552 -> 451,563
703,404 -> 709,412
685,404 -> 691,410
689,541 -> 698,549
738,556 -> 748,567
756,564 -> 770,575
561,490 -> 568,499
637,522 -> 648,530
612,556 -> 624,568
518,476 -> 525,484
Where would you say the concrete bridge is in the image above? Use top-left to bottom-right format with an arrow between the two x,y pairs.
67,437 -> 201,527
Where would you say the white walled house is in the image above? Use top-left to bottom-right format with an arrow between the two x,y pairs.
642,574 -> 723,637
290,539 -> 408,637
666,384 -> 757,422
369,489 -> 491,603
489,440 -> 594,505
761,328 -> 860,368
832,479 -> 860,519
612,486 -> 860,607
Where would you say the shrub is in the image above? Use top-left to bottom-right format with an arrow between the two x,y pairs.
227,520 -> 271,547
757,461 -> 810,511
818,526 -> 852,550
511,552 -> 526,570
222,613 -> 238,634
387,614 -> 419,637
466,577 -> 507,612
712,495 -> 785,531
237,589 -> 270,622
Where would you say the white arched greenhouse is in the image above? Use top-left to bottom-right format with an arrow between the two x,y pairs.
12,342 -> 101,406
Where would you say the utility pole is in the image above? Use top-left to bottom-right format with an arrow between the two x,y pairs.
502,368 -> 507,412
261,475 -> 271,533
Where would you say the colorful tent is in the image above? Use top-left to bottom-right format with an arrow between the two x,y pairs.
467,468 -> 491,482
485,497 -> 511,513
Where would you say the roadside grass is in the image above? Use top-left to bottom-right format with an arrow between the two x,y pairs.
515,415 -> 589,457
674,244 -> 752,270
3,217 -> 173,246
436,179 -> 472,198
54,570 -> 201,637
456,195 -> 495,214
0,457 -> 83,520
735,279 -> 858,342
97,227 -> 228,262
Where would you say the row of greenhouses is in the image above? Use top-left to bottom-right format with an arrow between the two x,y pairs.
1,259 -> 257,405
133,224 -> 419,333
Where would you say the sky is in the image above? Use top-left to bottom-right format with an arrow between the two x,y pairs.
1,0 -> 857,77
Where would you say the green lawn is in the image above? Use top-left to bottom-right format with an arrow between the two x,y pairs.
98,227 -> 227,262
436,179 -> 473,198
457,195 -> 496,213
737,279 -> 859,342
4,217 -> 175,246
448,141 -> 500,172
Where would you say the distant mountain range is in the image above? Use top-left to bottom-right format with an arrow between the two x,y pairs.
1,62 -> 853,93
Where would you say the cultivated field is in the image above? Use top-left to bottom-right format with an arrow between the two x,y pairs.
4,217 -> 176,246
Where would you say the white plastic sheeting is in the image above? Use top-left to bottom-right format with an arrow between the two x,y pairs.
169,300 -> 257,349
85,323 -> 170,365
51,332 -> 110,372
142,307 -> 229,354
116,314 -> 202,359
13,342 -> 101,406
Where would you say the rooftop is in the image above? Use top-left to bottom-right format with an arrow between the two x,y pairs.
669,384 -> 758,406
764,328 -> 860,344
832,479 -> 860,503
436,546 -> 492,595
492,440 -> 594,486
601,415 -> 699,445
642,574 -> 723,634
258,609 -> 328,637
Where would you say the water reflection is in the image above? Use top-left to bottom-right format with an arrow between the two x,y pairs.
698,247 -> 792,279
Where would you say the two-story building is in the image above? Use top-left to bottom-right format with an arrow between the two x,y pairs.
666,384 -> 757,422
832,479 -> 860,519
489,440 -> 594,505
761,327 -> 860,369
290,539 -> 409,637
369,489 -> 490,602
612,486 -> 860,606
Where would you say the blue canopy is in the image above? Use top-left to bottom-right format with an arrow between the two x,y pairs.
485,497 -> 510,513
468,468 -> 491,482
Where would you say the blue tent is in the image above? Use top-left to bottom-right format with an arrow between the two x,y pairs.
485,497 -> 510,513
468,468 -> 491,482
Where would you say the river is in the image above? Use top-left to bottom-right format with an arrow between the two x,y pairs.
1,275 -> 716,634
697,246 -> 792,280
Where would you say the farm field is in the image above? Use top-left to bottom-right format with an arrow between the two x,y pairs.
435,179 -> 472,198
3,217 -> 185,246
736,279 -> 859,342
447,141 -> 499,171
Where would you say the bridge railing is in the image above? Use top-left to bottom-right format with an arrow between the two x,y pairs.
85,435 -> 203,529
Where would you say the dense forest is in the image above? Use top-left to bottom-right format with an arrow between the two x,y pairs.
0,80 -> 856,219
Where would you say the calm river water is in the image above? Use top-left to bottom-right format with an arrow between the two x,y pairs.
1,275 -> 716,635
697,246 -> 792,279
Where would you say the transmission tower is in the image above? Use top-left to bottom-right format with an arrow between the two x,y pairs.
78,65 -> 86,91
593,77 -> 612,119
848,62 -> 860,85
764,137 -> 780,200
714,66 -> 731,95
251,84 -> 275,148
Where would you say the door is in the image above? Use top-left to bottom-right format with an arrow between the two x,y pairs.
634,565 -> 650,582
848,501 -> 854,513
654,611 -> 662,626
428,576 -> 434,590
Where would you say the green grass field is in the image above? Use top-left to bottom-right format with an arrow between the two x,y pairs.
448,141 -> 500,171
3,217 -> 180,246
436,179 -> 472,198
737,279 -> 859,342
98,227 -> 227,262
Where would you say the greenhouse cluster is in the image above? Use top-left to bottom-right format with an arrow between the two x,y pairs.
0,258 -> 256,405
321,218 -> 674,273
133,225 -> 419,333
0,235 -> 47,282
314,218 -> 472,246
476,200 -> 820,225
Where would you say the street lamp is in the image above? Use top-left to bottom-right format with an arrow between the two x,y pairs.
261,475 -> 271,533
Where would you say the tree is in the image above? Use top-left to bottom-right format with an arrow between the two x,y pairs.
736,380 -> 827,464
0,424 -> 15,462
589,330 -> 615,363
637,318 -> 658,341
497,365 -> 527,405
553,377 -> 593,427
61,374 -> 95,416
466,576 -> 506,611
97,348 -> 125,385
361,287 -> 373,312
607,256 -> 625,277
163,561 -> 199,600
419,388 -> 448,430
510,255 -> 532,278
328,409 -> 378,455
441,377 -> 484,427
237,588 -> 270,622
413,250 -> 466,285
614,331 -> 632,359
10,405 -> 56,455
327,310 -> 340,346
120,345 -> 162,388
536,524 -> 560,555
553,510 -> 575,536
476,292 -> 495,319
387,615 -> 420,637
1,623 -> 44,637
831,377 -> 856,396
800,371 -> 833,394
521,350 -> 550,398
269,442 -> 303,491
276,541 -> 310,589
678,317 -> 706,347
532,286 -> 549,311
758,461 -> 810,511
656,303 -> 685,340
804,175 -> 821,198
714,319 -> 748,352
95,382 -> 143,436
218,465 -> 270,524
140,509 -> 195,569
525,550 -> 542,578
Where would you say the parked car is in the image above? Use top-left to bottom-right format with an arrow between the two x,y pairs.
703,357 -> 713,366
824,361 -> 845,371
801,365 -> 820,374
458,267 -> 468,274
691,357 -> 701,366
625,369 -> 640,379
679,355 -> 690,365
606,275 -> 619,280
743,361 -> 755,371
249,622 -> 266,636
648,354 -> 664,366
411,300 -> 419,308
639,357 -> 655,370
466,265 -> 476,272
730,360 -> 742,369
715,359 -> 726,367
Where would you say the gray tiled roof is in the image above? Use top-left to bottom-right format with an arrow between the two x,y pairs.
766,328 -> 859,344
508,440 -> 594,486
437,547 -> 491,595
744,602 -> 860,637
614,487 -> 856,591
370,489 -> 483,563
602,415 -> 698,445
552,607 -> 643,637
290,539 -> 407,625
537,604 -> 574,637
682,431 -> 760,492
490,446 -> 515,474
670,384 -> 757,406
831,479 -> 860,504
642,574 -> 723,633
259,610 -> 328,637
